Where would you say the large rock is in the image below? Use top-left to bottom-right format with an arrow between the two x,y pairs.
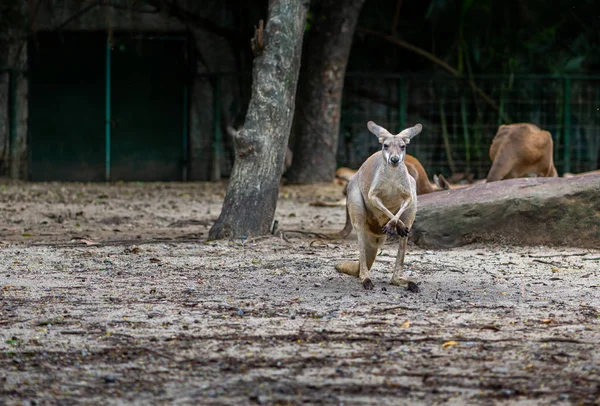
410,173 -> 600,249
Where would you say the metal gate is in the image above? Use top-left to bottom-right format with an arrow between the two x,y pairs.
28,32 -> 189,181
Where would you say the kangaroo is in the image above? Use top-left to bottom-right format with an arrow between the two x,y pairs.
335,121 -> 422,292
433,174 -> 485,191
335,167 -> 357,186
335,154 -> 437,195
487,123 -> 558,182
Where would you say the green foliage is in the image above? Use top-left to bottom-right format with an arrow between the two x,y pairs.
305,11 -> 313,31
423,0 -> 598,75
355,0 -> 598,75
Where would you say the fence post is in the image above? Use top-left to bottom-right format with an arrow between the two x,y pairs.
562,76 -> 571,174
182,84 -> 189,182
397,78 -> 406,130
8,70 -> 18,179
211,75 -> 222,181
105,41 -> 112,182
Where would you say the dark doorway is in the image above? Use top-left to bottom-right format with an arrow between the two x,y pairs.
29,32 -> 106,181
110,36 -> 187,181
28,32 -> 188,181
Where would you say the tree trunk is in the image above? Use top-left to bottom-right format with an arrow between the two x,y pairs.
286,0 -> 366,184
209,0 -> 308,240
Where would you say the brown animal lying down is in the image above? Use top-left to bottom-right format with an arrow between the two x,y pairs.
313,155 -> 439,207
335,154 -> 437,195
486,123 -> 557,182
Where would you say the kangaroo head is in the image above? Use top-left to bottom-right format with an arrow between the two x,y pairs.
367,121 -> 423,168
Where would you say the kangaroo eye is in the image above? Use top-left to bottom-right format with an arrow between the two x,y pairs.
401,146 -> 406,150
383,144 -> 389,149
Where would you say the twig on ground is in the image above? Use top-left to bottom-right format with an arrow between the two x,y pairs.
279,230 -> 331,240
372,305 -> 418,313
532,259 -> 561,266
528,253 -> 590,258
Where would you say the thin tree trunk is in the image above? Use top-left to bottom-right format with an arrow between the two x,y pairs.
286,0 -> 365,184
209,0 -> 308,240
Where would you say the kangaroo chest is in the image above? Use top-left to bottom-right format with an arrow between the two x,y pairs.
375,176 -> 412,209
365,176 -> 413,234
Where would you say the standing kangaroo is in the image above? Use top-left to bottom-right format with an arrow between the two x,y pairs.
335,121 -> 422,292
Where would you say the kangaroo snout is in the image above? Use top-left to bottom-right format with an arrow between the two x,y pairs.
390,155 -> 401,166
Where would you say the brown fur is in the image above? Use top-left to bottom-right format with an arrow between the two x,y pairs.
334,154 -> 436,196
405,155 -> 435,194
334,167 -> 356,186
434,174 -> 485,191
334,122 -> 422,291
486,123 -> 557,182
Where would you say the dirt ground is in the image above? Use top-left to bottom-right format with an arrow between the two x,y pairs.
1,180 -> 599,405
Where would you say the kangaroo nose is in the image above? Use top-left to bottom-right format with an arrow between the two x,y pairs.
390,156 -> 400,164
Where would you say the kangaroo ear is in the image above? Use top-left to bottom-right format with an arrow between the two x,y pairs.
399,123 -> 423,141
367,121 -> 391,140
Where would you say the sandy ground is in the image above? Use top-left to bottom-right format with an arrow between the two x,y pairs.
1,181 -> 599,405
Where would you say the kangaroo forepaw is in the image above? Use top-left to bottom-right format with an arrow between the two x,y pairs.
362,278 -> 375,290
383,219 -> 410,238
396,223 -> 410,237
383,220 -> 398,237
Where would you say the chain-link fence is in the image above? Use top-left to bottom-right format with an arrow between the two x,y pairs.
340,73 -> 600,178
4,70 -> 599,180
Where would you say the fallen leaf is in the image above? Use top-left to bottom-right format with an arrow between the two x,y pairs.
442,341 -> 459,348
400,320 -> 410,328
149,258 -> 161,263
540,318 -> 554,324
523,364 -> 535,370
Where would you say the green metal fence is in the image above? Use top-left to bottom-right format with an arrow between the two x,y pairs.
3,70 -> 600,180
340,73 -> 600,178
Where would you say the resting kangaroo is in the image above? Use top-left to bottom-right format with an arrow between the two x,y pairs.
335,121 -> 422,292
487,123 -> 557,182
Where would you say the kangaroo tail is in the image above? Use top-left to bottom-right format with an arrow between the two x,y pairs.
326,204 -> 352,239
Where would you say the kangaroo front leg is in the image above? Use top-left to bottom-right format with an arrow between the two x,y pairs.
382,199 -> 412,237
390,237 -> 419,292
368,192 -> 412,236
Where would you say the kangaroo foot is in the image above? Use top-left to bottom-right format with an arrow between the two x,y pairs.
390,276 -> 419,293
362,278 -> 375,290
